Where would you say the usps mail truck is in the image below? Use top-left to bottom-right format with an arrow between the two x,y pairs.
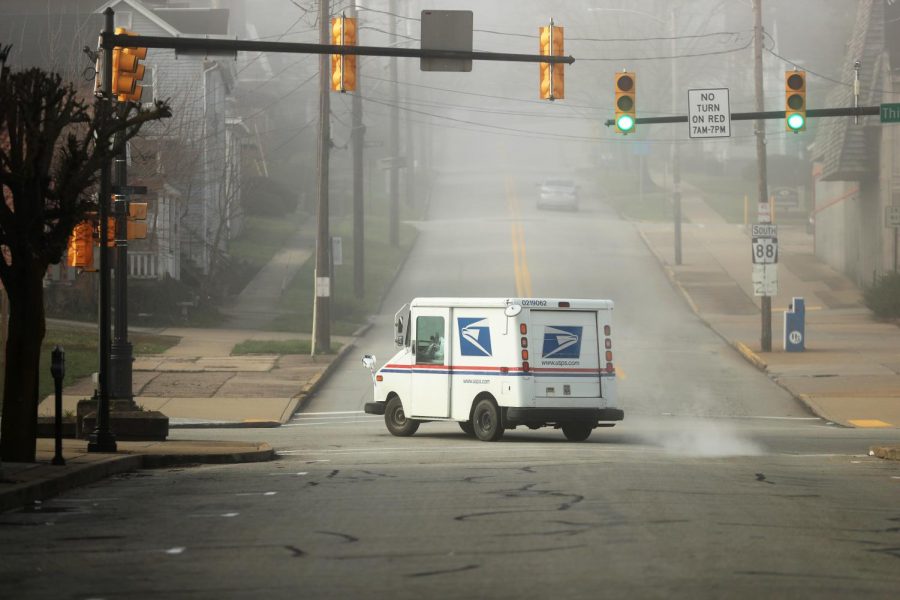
363,298 -> 623,441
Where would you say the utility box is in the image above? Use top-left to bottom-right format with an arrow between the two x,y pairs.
784,297 -> 805,352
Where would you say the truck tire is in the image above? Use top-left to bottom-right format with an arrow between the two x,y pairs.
385,396 -> 419,437
562,423 -> 592,442
459,421 -> 475,437
472,398 -> 504,442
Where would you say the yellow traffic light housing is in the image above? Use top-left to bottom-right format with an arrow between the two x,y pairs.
127,202 -> 149,240
615,71 -> 636,134
112,28 -> 147,102
539,22 -> 564,101
331,16 -> 357,92
66,221 -> 94,269
785,69 -> 806,132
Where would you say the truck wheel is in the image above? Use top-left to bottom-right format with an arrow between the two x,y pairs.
472,398 -> 504,442
385,396 -> 419,437
459,421 -> 475,437
562,423 -> 592,442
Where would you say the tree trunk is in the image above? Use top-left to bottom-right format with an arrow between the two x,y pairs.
0,266 -> 46,462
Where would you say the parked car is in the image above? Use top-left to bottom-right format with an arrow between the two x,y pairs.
538,178 -> 579,211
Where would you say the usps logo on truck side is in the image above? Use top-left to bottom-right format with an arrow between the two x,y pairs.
542,326 -> 582,359
458,317 -> 493,357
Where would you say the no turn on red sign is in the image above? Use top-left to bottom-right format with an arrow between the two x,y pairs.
688,88 -> 731,138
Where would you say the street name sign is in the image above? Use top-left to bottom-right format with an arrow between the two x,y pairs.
688,88 -> 731,138
881,103 -> 900,123
752,263 -> 778,297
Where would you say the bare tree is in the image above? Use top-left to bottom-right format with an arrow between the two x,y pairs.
0,46 -> 170,461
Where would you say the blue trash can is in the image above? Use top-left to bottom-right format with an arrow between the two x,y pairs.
784,297 -> 805,352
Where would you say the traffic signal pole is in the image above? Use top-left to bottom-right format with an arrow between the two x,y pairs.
110,104 -> 134,404
670,7 -> 682,267
102,11 -> 574,357
88,7 -> 117,453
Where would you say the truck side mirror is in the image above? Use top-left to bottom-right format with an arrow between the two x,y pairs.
395,316 -> 405,347
362,354 -> 376,371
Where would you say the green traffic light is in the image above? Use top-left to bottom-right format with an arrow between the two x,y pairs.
787,113 -> 805,131
617,114 -> 635,132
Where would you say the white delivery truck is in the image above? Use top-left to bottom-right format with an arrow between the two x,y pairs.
362,297 -> 623,441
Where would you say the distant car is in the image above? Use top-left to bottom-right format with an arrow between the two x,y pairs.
538,178 -> 579,211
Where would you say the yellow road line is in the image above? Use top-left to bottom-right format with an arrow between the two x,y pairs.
506,177 -> 532,297
848,419 -> 893,428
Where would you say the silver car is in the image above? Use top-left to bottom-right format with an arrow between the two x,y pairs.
538,178 -> 578,211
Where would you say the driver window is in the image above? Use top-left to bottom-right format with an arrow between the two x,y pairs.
415,316 -> 445,365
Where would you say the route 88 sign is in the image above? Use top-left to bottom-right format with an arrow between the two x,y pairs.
752,237 -> 778,264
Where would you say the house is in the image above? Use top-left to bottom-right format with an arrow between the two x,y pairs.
0,0 -> 247,283
97,0 -> 246,282
812,0 -> 899,285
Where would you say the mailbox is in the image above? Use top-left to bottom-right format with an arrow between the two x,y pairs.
784,297 -> 805,352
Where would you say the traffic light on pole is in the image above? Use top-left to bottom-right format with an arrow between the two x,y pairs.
539,22 -> 564,101
615,71 -> 636,134
66,221 -> 94,269
112,28 -> 147,102
785,69 -> 806,132
330,15 -> 357,92
127,202 -> 148,240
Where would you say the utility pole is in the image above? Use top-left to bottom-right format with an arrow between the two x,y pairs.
312,0 -> 332,353
404,22 -> 415,210
753,0 -> 772,351
388,0 -> 400,247
351,0 -> 365,299
110,106 -> 134,405
671,5 -> 682,266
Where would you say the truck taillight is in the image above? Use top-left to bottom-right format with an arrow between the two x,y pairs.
376,375 -> 383,382
522,361 -> 530,373
558,301 -> 570,308
605,350 -> 613,361
520,323 -> 527,335
604,325 -> 611,336
522,349 -> 529,360
605,338 -> 612,349
521,337 -> 528,348
606,362 -> 614,373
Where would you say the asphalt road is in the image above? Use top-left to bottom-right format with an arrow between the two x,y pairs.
2,173 -> 899,599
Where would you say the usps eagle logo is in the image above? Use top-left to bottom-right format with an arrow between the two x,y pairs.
542,326 -> 583,359
458,318 -> 492,357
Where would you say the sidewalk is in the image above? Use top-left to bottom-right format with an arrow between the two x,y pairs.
38,328 -> 355,427
0,438 -> 274,513
636,181 -> 900,433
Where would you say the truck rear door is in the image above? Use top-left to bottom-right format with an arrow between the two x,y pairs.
530,310 -> 601,398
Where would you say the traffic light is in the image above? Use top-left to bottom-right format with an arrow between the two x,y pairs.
539,23 -> 564,101
66,221 -> 94,269
615,71 -> 636,134
112,27 -> 147,102
785,70 -> 806,132
127,202 -> 148,240
330,16 -> 357,92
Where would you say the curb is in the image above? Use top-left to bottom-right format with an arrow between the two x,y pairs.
0,454 -> 142,513
732,341 -> 768,371
634,223 -> 833,424
870,445 -> 900,461
0,443 -> 274,513
169,419 -> 282,429
286,341 -> 357,418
